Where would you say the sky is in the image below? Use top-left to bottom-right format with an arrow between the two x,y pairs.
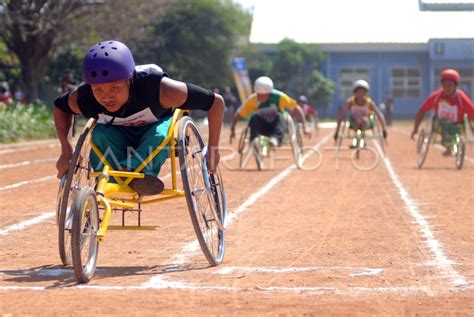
234,0 -> 474,44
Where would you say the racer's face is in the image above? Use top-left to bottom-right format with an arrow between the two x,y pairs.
91,79 -> 130,113
257,93 -> 270,103
441,79 -> 456,97
354,88 -> 367,99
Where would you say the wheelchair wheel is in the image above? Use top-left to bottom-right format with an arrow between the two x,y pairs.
417,127 -> 432,169
464,114 -> 474,156
351,146 -> 379,171
57,119 -> 95,266
296,122 -> 304,150
286,114 -> 302,168
238,126 -> 252,169
178,116 -> 226,266
455,138 -> 465,170
252,136 -> 271,171
71,187 -> 99,283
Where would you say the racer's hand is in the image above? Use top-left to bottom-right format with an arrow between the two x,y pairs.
303,126 -> 312,139
56,151 -> 72,179
383,129 -> 388,139
206,146 -> 220,174
229,128 -> 235,144
410,130 -> 417,141
333,132 -> 338,142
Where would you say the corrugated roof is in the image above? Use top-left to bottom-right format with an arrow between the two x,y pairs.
249,0 -> 474,44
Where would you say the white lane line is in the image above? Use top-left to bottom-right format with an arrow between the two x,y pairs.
0,212 -> 55,236
0,175 -> 56,191
0,283 -> 434,295
373,141 -> 467,287
2,279 -> 474,295
215,266 -> 383,277
144,134 -> 332,287
0,143 -> 58,155
0,158 -> 56,170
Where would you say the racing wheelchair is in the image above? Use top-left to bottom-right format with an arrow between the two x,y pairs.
237,112 -> 303,170
335,113 -> 385,171
56,109 -> 227,283
416,114 -> 471,170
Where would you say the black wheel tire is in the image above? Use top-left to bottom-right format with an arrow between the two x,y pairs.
178,116 -> 225,266
71,187 -> 99,283
417,128 -> 431,169
58,122 -> 94,266
456,140 -> 465,170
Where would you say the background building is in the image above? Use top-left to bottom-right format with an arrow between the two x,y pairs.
249,0 -> 474,117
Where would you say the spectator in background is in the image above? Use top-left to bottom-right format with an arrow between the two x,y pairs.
222,86 -> 238,126
380,94 -> 394,126
58,70 -> 79,136
0,86 -> 12,104
13,84 -> 26,104
58,69 -> 78,93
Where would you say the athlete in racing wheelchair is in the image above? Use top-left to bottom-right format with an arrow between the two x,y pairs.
411,69 -> 474,169
229,76 -> 311,169
53,40 -> 227,283
334,80 -> 387,157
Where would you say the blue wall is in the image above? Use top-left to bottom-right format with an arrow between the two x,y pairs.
320,38 -> 474,117
322,51 -> 430,117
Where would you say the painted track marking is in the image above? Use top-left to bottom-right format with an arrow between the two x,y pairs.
0,212 -> 55,236
0,143 -> 58,155
0,176 -> 56,191
373,141 -> 467,287
145,134 -> 332,287
0,158 -> 56,170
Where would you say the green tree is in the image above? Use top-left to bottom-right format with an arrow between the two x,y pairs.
0,0 -> 170,102
0,41 -> 21,84
296,70 -> 335,107
0,0 -> 101,102
267,38 -> 334,107
137,0 -> 252,88
270,39 -> 324,88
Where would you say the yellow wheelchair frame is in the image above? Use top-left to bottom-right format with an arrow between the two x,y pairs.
56,109 -> 227,283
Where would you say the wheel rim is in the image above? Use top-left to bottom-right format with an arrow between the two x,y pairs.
456,141 -> 465,169
417,129 -> 430,168
58,128 -> 94,266
78,195 -> 99,279
182,120 -> 224,263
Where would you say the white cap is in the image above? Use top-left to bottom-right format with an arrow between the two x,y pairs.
254,76 -> 274,94
352,79 -> 370,92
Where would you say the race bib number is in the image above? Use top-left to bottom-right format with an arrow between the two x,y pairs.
257,104 -> 279,121
98,107 -> 159,126
351,105 -> 369,119
438,102 -> 458,123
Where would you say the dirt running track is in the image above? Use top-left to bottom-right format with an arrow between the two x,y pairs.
0,122 -> 473,316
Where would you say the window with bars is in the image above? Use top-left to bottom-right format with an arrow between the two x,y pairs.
391,68 -> 421,98
339,68 -> 370,99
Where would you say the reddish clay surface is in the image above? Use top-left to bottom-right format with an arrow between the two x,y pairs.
0,123 -> 473,315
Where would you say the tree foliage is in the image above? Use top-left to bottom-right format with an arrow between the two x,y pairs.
0,0 -> 102,101
296,70 -> 335,107
268,39 -> 334,107
137,0 -> 252,88
270,38 -> 324,88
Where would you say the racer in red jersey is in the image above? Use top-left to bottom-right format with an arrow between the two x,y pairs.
411,69 -> 474,155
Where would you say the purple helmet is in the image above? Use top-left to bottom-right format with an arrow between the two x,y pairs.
83,40 -> 135,85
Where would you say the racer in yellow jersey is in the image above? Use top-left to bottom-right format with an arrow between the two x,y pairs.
334,80 -> 387,146
230,76 -> 310,146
